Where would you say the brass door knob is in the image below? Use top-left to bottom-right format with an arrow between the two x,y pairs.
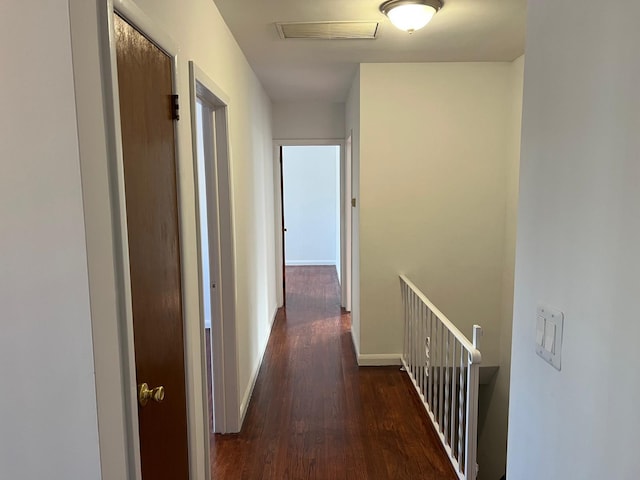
138,383 -> 165,406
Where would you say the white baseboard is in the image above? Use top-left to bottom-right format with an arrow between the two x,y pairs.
350,327 -> 360,358
239,307 -> 279,424
357,353 -> 403,366
350,328 -> 401,366
285,260 -> 337,266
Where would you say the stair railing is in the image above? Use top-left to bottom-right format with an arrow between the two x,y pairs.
400,274 -> 482,480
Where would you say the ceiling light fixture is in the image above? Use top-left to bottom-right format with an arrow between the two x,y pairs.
379,0 -> 443,34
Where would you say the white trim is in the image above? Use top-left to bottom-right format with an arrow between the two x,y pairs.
342,132 -> 353,311
191,64 -> 231,106
357,354 -> 403,366
240,308 -> 279,423
103,3 -> 142,477
351,327 -> 360,358
188,62 -> 240,439
69,1 -> 131,477
274,145 -> 284,308
102,2 -> 197,479
400,274 -> 480,360
273,139 -> 346,308
285,260 -> 337,266
113,0 -> 179,55
274,138 -> 346,145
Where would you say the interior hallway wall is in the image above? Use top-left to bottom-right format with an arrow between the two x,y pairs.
69,0 -> 276,477
345,68 -> 362,357
477,55 -> 525,480
358,62 -> 518,365
1,2 -> 101,478
273,101 -> 345,140
508,2 -> 640,479
272,101 -> 346,307
282,146 -> 340,269
356,60 -> 524,478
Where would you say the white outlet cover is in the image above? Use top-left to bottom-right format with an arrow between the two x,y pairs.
536,304 -> 564,371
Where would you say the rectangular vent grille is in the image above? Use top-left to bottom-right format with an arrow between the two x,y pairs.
276,21 -> 378,40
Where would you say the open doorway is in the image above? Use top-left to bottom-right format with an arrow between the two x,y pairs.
343,133 -> 353,312
189,62 -> 240,438
280,145 -> 341,298
194,97 -> 219,433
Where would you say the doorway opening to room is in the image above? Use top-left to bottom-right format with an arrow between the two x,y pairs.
279,144 -> 344,307
190,62 -> 241,440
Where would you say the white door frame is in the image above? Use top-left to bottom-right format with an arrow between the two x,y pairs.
96,1 -> 196,478
273,139 -> 346,307
188,61 -> 240,437
344,133 -> 353,312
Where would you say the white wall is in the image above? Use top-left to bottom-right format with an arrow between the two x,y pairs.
273,101 -> 346,306
508,2 -> 640,479
357,61 -> 524,475
345,68 -> 361,356
69,1 -> 130,476
335,147 -> 342,284
69,0 -> 277,477
283,146 -> 340,268
118,0 -> 277,444
195,102 -> 212,329
477,55 -> 525,480
358,62 -> 516,365
0,2 -> 101,479
273,101 -> 345,140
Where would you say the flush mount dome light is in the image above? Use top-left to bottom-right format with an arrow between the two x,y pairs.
380,0 -> 443,33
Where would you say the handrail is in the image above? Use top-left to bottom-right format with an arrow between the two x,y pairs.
399,274 -> 482,364
400,274 -> 482,480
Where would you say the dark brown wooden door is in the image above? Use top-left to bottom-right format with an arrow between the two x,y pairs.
114,14 -> 189,480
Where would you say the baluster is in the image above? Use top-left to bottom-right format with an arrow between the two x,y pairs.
444,330 -> 450,446
416,299 -> 422,397
414,292 -> 420,382
420,302 -> 426,399
458,346 -> 465,472
412,292 -> 418,381
438,316 -> 446,433
403,285 -> 408,368
422,303 -> 428,400
450,339 -> 457,458
433,317 -> 439,424
400,279 -> 409,365
402,283 -> 407,364
409,290 -> 414,379
426,308 -> 432,411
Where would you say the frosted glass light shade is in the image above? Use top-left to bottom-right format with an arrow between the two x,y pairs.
387,4 -> 436,32
380,0 -> 442,34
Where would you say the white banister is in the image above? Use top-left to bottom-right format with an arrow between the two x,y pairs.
400,274 -> 482,480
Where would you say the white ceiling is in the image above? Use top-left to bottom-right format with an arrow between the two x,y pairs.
213,0 -> 527,102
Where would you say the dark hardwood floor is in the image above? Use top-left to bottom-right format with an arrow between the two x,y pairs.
209,265 -> 456,479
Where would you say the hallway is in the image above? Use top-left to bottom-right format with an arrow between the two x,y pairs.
210,266 -> 456,479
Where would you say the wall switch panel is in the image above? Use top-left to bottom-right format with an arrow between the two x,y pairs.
536,305 -> 564,370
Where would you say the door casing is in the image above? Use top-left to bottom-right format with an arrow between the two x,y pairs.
344,133 -> 353,312
114,11 -> 189,478
101,1 -> 197,478
272,139 -> 347,308
72,1 -> 228,479
188,61 -> 241,437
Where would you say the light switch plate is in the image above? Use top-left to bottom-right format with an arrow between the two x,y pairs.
536,305 -> 564,370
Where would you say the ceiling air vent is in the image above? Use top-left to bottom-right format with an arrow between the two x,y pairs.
275,21 -> 379,40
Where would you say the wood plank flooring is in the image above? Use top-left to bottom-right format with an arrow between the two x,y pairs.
209,266 -> 456,479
